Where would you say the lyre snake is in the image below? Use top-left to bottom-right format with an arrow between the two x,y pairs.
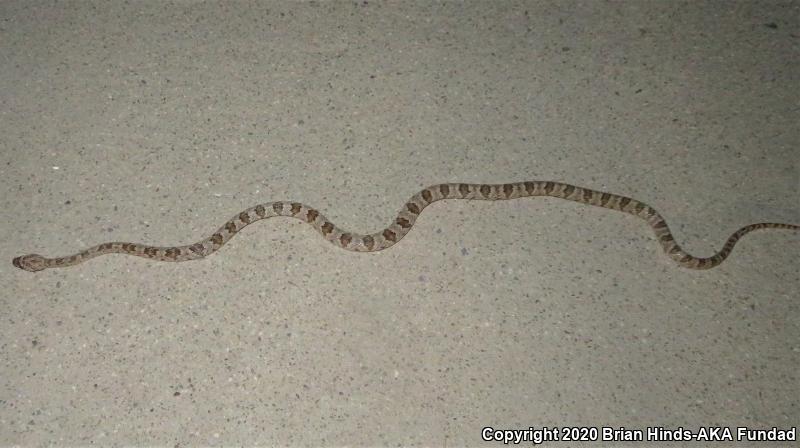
13,181 -> 799,271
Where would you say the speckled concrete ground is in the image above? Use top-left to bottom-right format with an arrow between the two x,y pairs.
2,1 -> 798,446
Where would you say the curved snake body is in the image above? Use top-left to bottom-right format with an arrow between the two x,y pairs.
13,181 -> 799,271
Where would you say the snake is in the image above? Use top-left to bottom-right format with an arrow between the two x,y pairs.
12,181 -> 799,272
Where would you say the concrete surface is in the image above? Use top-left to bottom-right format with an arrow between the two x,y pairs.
2,1 -> 798,446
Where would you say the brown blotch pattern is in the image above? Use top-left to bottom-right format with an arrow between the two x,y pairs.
524,181 -> 536,195
272,202 -> 284,214
321,222 -> 334,234
239,212 -> 251,224
165,248 -> 178,259
211,233 -> 223,246
440,184 -> 450,197
479,185 -> 491,197
255,205 -> 266,217
396,217 -> 411,228
421,189 -> 433,203
459,183 -> 470,196
503,184 -> 514,198
306,209 -> 319,223
290,203 -> 302,215
225,222 -> 237,234
382,229 -> 397,242
362,235 -> 375,250
406,203 -> 420,215
340,233 -> 352,246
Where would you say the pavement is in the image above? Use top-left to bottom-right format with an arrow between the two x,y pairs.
2,1 -> 798,446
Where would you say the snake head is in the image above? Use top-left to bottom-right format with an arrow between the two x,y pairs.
12,254 -> 47,272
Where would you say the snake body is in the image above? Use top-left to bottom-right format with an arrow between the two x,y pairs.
13,181 -> 799,271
